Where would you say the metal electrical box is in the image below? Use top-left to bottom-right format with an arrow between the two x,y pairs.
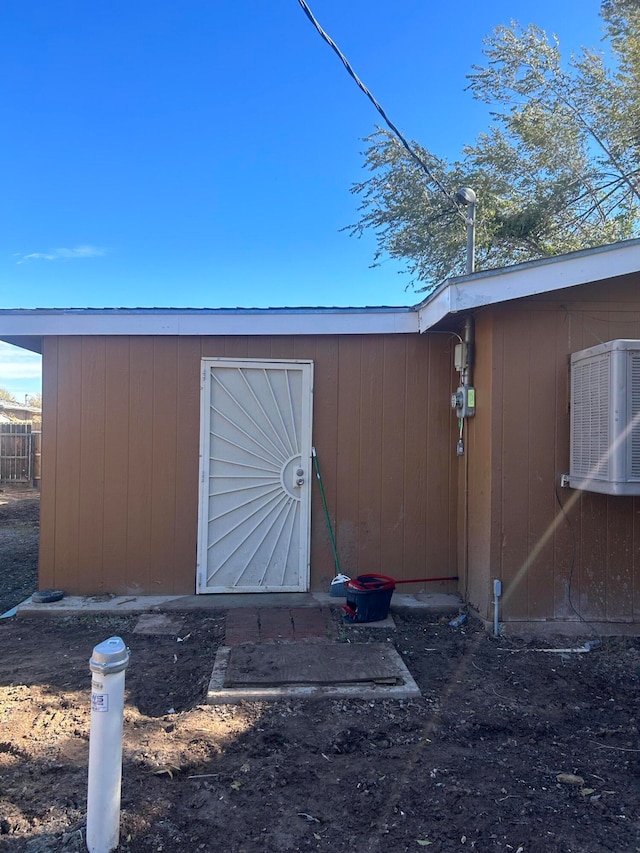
451,386 -> 475,419
569,339 -> 640,495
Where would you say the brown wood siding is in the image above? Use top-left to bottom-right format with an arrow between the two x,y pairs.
103,337 -> 131,590
78,337 -> 106,591
464,313 -> 494,615
38,337 -> 58,588
474,272 -> 640,623
39,333 -> 458,595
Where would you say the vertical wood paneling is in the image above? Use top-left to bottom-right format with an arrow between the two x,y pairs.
606,496 -> 633,621
609,310 -> 640,340
149,338 -> 178,593
246,336 -> 271,359
402,335 -> 429,581
39,276 -> 640,614
488,318 -> 505,605
498,309 -> 531,618
426,335 -> 458,581
53,337 -> 82,591
174,338 -> 202,593
607,309 -> 640,601
488,294 -> 640,625
466,314 -> 495,613
42,331 -> 458,595
358,339 -> 384,569
582,311 -> 610,349
267,336 -> 295,360
335,337 -> 362,572
569,309 -> 586,617
77,337 -> 106,589
634,501 -> 640,621
102,337 -> 131,591
526,315 -> 557,619
553,311 -> 576,619
380,337 -> 407,576
222,336 -> 249,358
38,337 -> 58,588
579,491 -> 608,619
309,336 -> 339,588
126,338 -> 155,592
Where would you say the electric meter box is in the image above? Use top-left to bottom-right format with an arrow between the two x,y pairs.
569,339 -> 640,495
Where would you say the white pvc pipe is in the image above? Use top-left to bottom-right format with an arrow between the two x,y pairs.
86,637 -> 130,853
493,579 -> 502,637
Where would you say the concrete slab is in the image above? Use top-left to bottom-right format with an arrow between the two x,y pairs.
20,594 -> 183,616
17,594 -> 187,617
162,593 -> 320,611
342,613 -> 396,629
133,614 -> 184,635
405,593 -> 462,611
313,591 -> 461,612
17,590 -> 462,617
207,643 -> 421,704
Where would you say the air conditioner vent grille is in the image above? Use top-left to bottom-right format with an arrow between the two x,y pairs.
631,353 -> 640,478
569,340 -> 640,495
571,354 -> 610,479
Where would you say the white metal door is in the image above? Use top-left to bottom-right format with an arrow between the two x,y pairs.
197,358 -> 313,593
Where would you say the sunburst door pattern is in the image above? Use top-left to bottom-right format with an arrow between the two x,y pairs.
198,360 -> 313,592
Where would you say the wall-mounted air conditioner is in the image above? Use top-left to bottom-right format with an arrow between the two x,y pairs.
569,339 -> 640,495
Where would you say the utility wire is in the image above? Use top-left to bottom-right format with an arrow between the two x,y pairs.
296,0 -> 467,221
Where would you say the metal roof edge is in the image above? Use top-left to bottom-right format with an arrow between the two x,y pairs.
0,305 -> 414,315
0,305 -> 420,337
416,238 -> 640,331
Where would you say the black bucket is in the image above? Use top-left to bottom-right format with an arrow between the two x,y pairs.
343,574 -> 395,623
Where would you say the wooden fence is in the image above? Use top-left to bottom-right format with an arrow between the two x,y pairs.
0,424 -> 41,486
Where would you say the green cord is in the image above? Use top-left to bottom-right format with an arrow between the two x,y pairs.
312,449 -> 341,577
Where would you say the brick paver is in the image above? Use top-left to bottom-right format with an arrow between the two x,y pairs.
258,608 -> 294,641
224,606 -> 331,645
224,608 -> 261,645
291,607 -> 329,639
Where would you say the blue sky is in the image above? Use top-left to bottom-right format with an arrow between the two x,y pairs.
1,0 -> 606,397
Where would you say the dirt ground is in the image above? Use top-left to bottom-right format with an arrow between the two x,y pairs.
0,490 -> 638,852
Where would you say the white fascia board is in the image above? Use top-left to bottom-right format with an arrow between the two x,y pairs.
417,286 -> 454,333
417,239 -> 640,331
0,308 -> 419,337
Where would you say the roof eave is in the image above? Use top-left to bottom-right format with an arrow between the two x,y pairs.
0,306 -> 420,338
417,238 -> 640,331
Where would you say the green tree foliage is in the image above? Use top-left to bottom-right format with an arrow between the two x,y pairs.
347,2 -> 640,290
0,389 -> 18,404
602,0 -> 640,160
25,393 -> 42,409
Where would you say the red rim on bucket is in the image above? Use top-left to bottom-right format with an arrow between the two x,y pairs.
346,573 -> 396,592
343,573 -> 396,623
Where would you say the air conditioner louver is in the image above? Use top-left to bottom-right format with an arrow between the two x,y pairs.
631,353 -> 640,479
569,340 -> 640,495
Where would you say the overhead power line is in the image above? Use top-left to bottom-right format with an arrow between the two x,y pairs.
296,0 -> 467,221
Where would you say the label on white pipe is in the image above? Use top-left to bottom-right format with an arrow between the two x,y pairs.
91,693 -> 109,712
